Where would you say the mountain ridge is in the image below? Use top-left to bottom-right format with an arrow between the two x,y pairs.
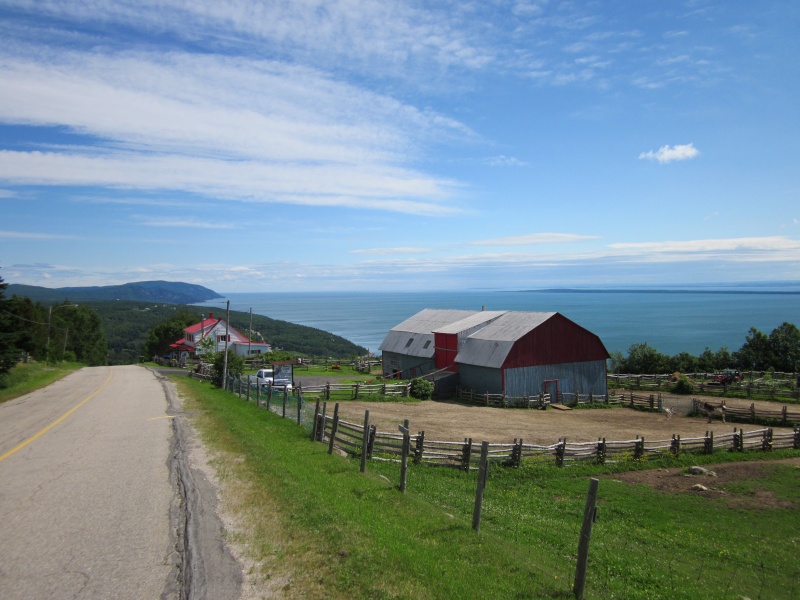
6,280 -> 223,304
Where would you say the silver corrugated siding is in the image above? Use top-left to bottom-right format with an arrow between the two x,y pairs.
503,360 -> 607,396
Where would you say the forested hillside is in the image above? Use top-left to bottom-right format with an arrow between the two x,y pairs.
7,281 -> 222,304
91,302 -> 367,363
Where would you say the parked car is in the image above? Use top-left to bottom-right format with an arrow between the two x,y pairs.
248,368 -> 274,387
272,377 -> 293,392
713,369 -> 741,384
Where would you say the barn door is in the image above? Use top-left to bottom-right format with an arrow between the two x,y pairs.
543,379 -> 559,404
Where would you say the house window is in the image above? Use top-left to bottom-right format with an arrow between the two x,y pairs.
217,334 -> 230,342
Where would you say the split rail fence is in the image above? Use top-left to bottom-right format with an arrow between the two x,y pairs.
311,401 -> 800,470
608,373 -> 800,401
208,374 -> 800,471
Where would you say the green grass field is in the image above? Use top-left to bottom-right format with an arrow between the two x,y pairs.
176,376 -> 800,599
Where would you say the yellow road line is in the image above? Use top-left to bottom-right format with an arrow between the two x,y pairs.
0,367 -> 114,463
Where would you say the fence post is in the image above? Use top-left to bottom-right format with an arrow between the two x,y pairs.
399,419 -> 410,493
472,441 -> 490,533
762,428 -> 773,452
634,437 -> 644,460
296,390 -> 302,425
311,398 -> 321,441
414,431 -> 425,465
360,410 -> 370,473
513,438 -> 523,467
266,384 -> 273,410
793,426 -> 800,450
246,381 -> 251,403
670,434 -> 681,457
704,430 -> 714,454
462,438 -> 473,471
282,387 -> 287,418
573,478 -> 600,600
555,439 -> 566,467
596,438 -> 606,465
354,382 -> 360,400
256,384 -> 261,407
327,403 -> 340,455
367,425 -> 376,459
319,401 -> 328,442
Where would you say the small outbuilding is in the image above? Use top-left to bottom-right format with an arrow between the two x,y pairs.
380,309 -> 609,399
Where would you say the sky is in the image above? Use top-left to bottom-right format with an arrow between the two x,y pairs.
0,0 -> 798,293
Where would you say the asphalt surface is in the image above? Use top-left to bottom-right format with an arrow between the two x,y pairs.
0,365 -> 241,600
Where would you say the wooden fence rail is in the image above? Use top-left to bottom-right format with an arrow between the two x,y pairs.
298,381 -> 411,400
608,372 -> 800,401
691,399 -> 800,426
314,403 -> 800,469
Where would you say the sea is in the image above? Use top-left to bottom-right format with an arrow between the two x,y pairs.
194,286 -> 800,357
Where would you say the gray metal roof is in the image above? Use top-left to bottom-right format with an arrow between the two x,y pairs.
379,309 -> 480,357
433,311 -> 506,334
455,311 -> 557,368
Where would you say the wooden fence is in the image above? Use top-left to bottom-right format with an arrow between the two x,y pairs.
297,381 -> 411,400
608,372 -> 800,401
312,402 -> 800,470
691,399 -> 800,426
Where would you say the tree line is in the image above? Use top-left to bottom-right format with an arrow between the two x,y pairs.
0,273 -> 108,385
608,322 -> 800,375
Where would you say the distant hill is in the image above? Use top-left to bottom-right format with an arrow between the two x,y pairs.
7,281 -> 223,305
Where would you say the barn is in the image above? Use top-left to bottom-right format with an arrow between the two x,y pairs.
380,309 -> 610,398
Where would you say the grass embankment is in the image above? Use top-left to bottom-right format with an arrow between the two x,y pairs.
176,376 -> 800,599
0,362 -> 83,404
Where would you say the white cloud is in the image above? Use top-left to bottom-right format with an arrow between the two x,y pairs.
638,143 -> 700,163
350,247 -> 435,255
0,230 -> 80,240
485,155 -> 529,167
472,233 -> 600,246
135,217 -> 236,229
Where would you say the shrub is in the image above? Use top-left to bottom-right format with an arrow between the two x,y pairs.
409,377 -> 434,400
672,375 -> 695,395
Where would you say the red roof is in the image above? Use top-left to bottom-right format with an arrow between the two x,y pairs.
185,317 -> 221,334
170,341 -> 195,352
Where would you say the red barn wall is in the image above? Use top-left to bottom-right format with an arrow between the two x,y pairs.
502,314 -> 609,369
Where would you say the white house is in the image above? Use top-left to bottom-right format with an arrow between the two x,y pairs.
171,312 -> 271,357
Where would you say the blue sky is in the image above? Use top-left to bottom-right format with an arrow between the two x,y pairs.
1,0 -> 798,292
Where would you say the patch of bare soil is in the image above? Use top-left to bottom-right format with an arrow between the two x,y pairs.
329,399 -> 795,447
610,458 -> 800,509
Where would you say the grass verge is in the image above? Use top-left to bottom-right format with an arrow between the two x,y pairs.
175,376 -> 800,599
0,361 -> 83,404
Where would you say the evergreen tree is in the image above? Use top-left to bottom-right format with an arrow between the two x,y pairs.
0,273 -> 19,384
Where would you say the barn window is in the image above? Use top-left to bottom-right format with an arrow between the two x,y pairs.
405,338 -> 414,348
423,340 -> 431,349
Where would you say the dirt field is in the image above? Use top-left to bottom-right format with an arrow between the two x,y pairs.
321,396 -> 796,446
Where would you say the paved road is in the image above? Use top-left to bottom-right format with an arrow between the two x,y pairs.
0,365 -> 241,600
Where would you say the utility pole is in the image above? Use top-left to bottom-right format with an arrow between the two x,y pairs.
248,307 -> 252,358
222,300 -> 230,390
